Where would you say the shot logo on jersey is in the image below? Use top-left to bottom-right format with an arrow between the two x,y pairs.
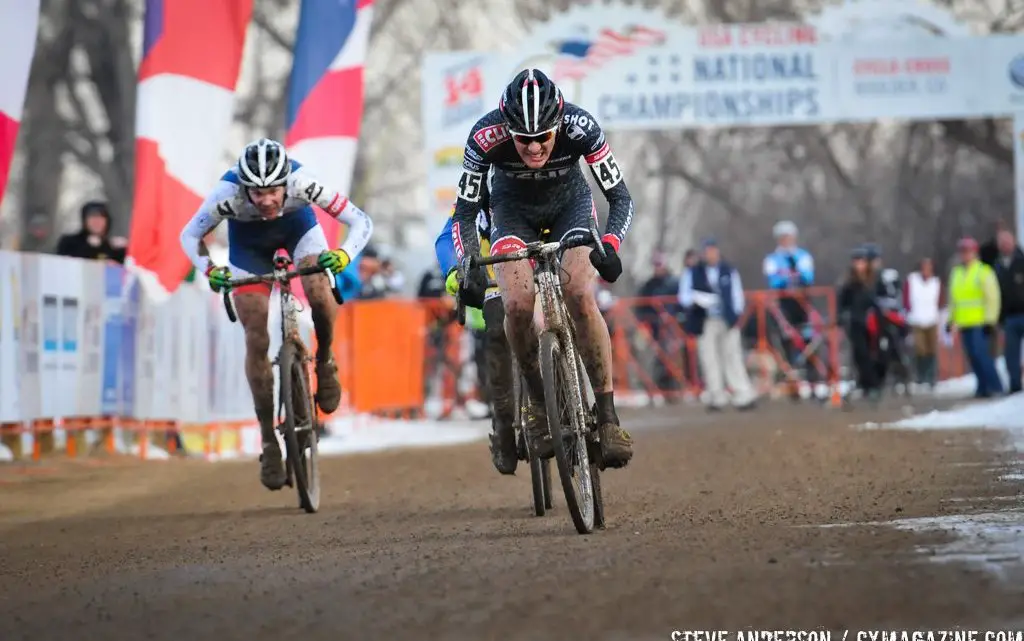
563,112 -> 595,130
567,123 -> 586,140
473,124 -> 510,152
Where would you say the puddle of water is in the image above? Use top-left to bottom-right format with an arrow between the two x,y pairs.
811,508 -> 1024,581
886,509 -> 1024,579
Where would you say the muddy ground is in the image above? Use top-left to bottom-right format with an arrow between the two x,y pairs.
1,399 -> 1022,641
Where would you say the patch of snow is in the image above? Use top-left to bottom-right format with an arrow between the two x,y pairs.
884,393 -> 1024,451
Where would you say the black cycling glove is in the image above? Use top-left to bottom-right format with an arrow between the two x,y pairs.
459,265 -> 489,310
589,241 -> 623,283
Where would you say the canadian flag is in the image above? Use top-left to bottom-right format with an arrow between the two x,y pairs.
0,1 -> 41,211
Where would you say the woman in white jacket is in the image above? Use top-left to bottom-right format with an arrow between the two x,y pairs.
903,258 -> 945,389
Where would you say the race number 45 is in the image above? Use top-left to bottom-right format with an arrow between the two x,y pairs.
458,170 -> 483,202
592,153 -> 622,191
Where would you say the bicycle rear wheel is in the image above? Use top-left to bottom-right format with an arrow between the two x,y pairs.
539,331 -> 594,534
279,340 -> 320,513
514,363 -> 546,517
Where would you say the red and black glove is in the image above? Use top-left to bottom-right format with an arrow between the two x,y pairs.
589,239 -> 622,283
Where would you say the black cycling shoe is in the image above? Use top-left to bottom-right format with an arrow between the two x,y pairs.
259,440 -> 287,490
525,401 -> 553,460
489,416 -> 518,475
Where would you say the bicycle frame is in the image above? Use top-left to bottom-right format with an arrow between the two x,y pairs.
531,244 -> 591,435
274,256 -> 303,347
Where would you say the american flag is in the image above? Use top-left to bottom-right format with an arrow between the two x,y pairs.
552,25 -> 666,82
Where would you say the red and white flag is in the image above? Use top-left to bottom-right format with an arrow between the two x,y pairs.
126,0 -> 252,301
0,1 -> 41,212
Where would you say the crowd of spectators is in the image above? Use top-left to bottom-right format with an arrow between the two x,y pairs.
624,219 -> 1024,410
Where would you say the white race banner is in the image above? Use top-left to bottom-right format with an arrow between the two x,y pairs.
421,1 -> 1024,240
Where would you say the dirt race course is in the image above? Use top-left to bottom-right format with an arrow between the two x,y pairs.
2,400 -> 1023,641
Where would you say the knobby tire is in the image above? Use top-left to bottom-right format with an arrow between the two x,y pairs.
539,331 -> 594,534
279,340 -> 320,513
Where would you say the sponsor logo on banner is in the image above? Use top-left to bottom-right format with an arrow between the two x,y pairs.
433,146 -> 464,168
473,124 -> 510,152
850,55 -> 950,96
697,23 -> 817,48
1009,55 -> 1024,90
443,59 -> 485,127
597,23 -> 821,126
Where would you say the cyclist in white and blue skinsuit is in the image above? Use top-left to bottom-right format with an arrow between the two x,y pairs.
179,138 -> 374,491
763,220 -> 817,389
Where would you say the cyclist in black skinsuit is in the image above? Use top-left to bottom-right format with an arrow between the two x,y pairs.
450,68 -> 635,469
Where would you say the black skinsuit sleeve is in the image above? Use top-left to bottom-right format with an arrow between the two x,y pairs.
567,106 -> 634,251
451,117 -> 494,265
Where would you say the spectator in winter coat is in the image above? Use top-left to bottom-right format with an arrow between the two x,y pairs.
839,247 -> 882,401
638,252 -> 681,394
680,238 -> 756,411
994,229 -> 1024,393
55,201 -> 127,263
947,237 -> 1003,398
862,243 -> 906,387
904,258 -> 944,389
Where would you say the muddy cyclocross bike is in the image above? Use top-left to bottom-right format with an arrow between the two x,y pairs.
460,233 -> 607,534
222,249 -> 344,514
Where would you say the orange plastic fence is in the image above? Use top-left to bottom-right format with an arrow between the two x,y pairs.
331,298 -> 430,416
421,287 -> 974,411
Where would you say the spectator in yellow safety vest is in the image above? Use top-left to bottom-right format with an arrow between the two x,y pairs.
946,237 -> 1003,398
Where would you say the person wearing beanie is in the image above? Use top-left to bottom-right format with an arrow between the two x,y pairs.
55,201 -> 127,263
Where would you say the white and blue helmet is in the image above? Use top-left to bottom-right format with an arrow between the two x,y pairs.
237,138 -> 290,188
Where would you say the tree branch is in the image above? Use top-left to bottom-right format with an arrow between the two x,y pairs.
938,119 -> 1012,166
252,9 -> 293,51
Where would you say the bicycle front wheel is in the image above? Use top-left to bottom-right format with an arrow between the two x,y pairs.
279,340 -> 321,513
539,331 -> 594,534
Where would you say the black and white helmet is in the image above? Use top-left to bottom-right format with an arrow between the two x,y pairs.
499,68 -> 564,135
237,138 -> 291,188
